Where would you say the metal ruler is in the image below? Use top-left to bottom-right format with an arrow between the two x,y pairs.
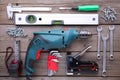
7,3 -> 52,19
14,13 -> 99,25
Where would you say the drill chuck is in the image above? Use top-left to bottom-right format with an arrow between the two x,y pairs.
79,30 -> 92,39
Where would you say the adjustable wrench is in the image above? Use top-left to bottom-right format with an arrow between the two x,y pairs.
97,26 -> 103,60
109,25 -> 115,60
102,34 -> 109,77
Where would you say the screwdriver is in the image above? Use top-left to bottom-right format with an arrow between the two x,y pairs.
59,5 -> 99,12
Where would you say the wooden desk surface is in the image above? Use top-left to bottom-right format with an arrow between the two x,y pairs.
0,0 -> 120,80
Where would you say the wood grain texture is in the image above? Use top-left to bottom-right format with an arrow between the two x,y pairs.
0,25 -> 120,51
0,0 -> 120,24
0,0 -> 120,80
0,77 -> 120,80
0,52 -> 120,77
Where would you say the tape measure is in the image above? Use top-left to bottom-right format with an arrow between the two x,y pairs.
4,40 -> 23,76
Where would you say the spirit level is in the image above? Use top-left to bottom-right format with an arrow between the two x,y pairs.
14,13 -> 99,25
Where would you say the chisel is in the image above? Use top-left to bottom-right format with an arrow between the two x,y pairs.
59,5 -> 99,12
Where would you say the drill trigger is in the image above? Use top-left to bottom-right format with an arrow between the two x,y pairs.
36,50 -> 45,60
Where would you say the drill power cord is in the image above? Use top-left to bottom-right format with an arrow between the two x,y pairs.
4,47 -> 14,72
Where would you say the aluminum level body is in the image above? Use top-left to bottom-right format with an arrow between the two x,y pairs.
14,13 -> 99,25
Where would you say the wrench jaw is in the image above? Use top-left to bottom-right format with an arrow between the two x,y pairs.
97,26 -> 103,32
102,34 -> 109,40
110,55 -> 114,61
109,25 -> 115,30
102,71 -> 107,77
97,55 -> 101,60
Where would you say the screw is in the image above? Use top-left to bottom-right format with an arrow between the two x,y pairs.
101,6 -> 117,22
7,27 -> 27,37
112,8 -> 117,15
101,16 -> 108,21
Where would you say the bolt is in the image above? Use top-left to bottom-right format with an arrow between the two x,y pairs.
101,16 -> 108,21
112,8 -> 117,15
102,9 -> 107,13
113,15 -> 117,20
101,6 -> 117,22
110,13 -> 116,21
108,6 -> 117,15
7,27 -> 27,37
110,15 -> 114,22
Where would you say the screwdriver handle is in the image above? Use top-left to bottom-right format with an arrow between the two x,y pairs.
78,5 -> 99,11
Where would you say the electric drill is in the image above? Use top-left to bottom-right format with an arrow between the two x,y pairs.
25,28 -> 91,79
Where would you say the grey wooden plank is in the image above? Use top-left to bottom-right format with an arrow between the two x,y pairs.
0,1 -> 120,25
0,25 -> 97,52
0,0 -> 120,79
0,52 -> 120,76
2,0 -> 120,5
0,25 -> 120,51
0,77 -> 120,80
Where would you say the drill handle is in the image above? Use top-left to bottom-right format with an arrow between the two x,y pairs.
25,36 -> 45,76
